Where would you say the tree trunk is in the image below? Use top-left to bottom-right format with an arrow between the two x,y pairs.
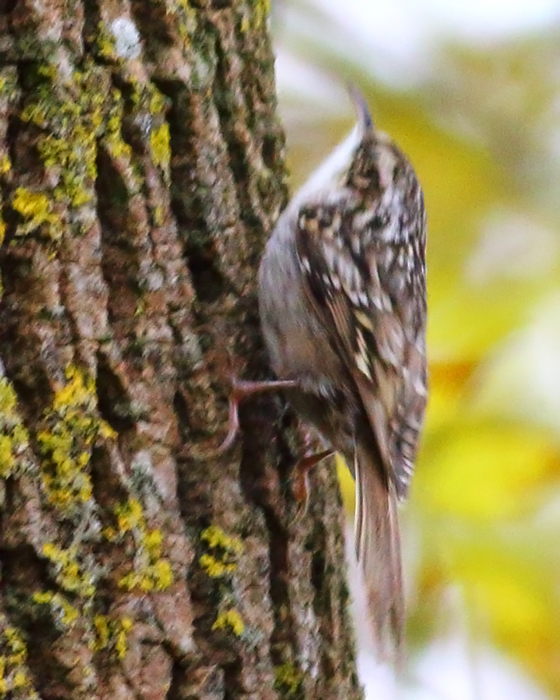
0,2 -> 362,699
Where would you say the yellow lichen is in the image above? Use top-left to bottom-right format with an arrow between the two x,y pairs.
17,63 -> 109,235
0,154 -> 10,175
0,626 -> 36,699
114,498 -> 143,532
91,615 -> 110,651
199,525 -> 243,577
115,501 -> 174,592
20,103 -> 48,127
0,435 -> 14,477
274,663 -> 303,697
12,187 -> 59,236
42,542 -> 96,597
12,672 -> 26,689
96,23 -> 117,61
145,528 -> 162,551
150,123 -> 170,171
212,609 -> 244,636
152,559 -> 173,587
102,526 -> 117,541
0,380 -> 17,417
114,617 -> 133,659
38,64 -> 58,81
254,0 -> 271,28
33,591 -> 79,626
199,553 -> 237,578
38,129 -> 96,209
32,592 -> 53,605
0,377 -> 29,479
152,205 -> 164,226
118,558 -> 173,593
106,91 -> 132,161
4,628 -> 26,666
175,0 -> 197,40
37,365 -> 115,515
201,525 -> 243,554
148,86 -> 166,115
90,614 -> 133,661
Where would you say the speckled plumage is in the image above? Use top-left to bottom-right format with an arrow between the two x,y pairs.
258,88 -> 427,658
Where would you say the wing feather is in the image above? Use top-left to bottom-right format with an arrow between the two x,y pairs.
294,200 -> 426,496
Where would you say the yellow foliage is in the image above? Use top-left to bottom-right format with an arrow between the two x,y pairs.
416,423 -> 557,520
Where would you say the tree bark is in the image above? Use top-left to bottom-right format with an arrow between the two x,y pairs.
0,2 -> 362,699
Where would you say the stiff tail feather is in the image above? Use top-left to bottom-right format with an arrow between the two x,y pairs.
354,444 -> 404,661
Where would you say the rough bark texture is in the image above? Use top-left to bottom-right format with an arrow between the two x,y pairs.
0,2 -> 362,699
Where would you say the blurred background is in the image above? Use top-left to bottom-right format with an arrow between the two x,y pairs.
272,1 -> 560,698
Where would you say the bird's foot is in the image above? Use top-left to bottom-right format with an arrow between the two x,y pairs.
218,376 -> 298,452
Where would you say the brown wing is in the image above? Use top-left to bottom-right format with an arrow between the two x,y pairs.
294,192 -> 427,499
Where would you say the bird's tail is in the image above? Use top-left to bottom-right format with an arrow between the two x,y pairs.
354,443 -> 404,662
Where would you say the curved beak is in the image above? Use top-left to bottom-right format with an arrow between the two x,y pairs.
347,83 -> 374,135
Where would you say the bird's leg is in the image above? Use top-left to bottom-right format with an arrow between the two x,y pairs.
218,373 -> 334,512
292,427 -> 334,509
293,447 -> 335,505
218,376 -> 298,452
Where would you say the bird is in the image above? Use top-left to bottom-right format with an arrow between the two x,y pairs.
257,86 -> 427,658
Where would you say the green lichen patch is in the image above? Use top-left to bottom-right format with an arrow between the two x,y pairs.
112,499 -> 174,592
36,365 -> 116,516
0,377 -> 30,479
199,525 -> 244,578
0,625 -> 38,699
